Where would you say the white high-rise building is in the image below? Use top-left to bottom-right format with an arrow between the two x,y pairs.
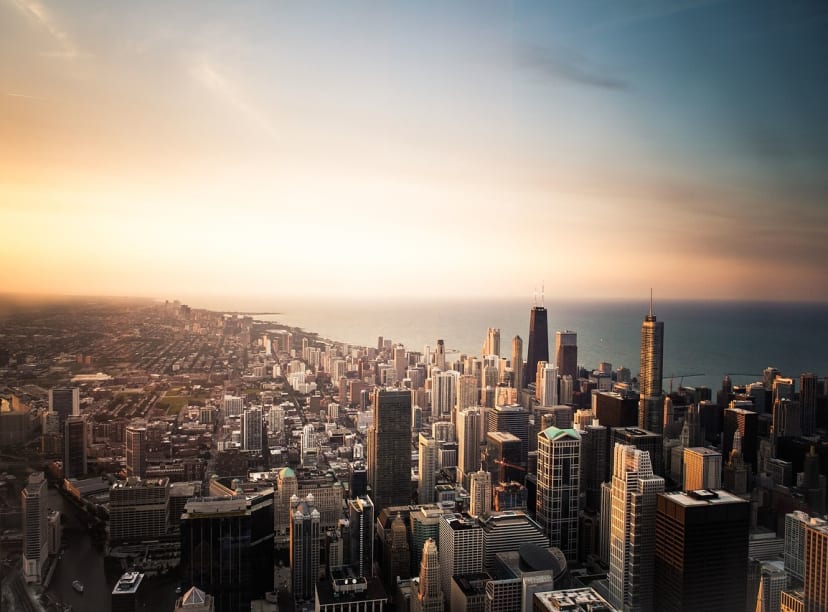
483,328 -> 501,358
222,395 -> 243,417
607,443 -> 665,611
536,426 -> 581,561
301,424 -> 316,454
419,433 -> 438,505
22,472 -> 47,583
456,374 -> 479,412
431,370 -> 458,418
439,513 -> 483,598
469,469 -> 492,518
540,364 -> 559,407
457,408 -> 482,486
268,406 -> 285,434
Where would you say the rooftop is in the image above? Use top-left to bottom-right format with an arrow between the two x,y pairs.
661,489 -> 748,507
112,571 -> 144,596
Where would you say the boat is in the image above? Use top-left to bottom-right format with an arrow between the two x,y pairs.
72,580 -> 84,593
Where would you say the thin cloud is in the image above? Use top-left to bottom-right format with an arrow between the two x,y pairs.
10,0 -> 78,58
516,43 -> 629,91
586,0 -> 725,34
4,92 -> 48,101
190,60 -> 277,138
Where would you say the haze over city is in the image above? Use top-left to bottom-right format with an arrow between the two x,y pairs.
2,0 -> 828,302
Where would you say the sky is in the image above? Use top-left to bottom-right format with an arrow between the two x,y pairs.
1,0 -> 827,303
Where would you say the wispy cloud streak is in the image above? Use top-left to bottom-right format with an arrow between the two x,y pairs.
516,43 -> 629,90
10,0 -> 78,58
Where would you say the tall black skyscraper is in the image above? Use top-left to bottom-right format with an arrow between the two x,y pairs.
525,305 -> 548,387
368,389 -> 412,511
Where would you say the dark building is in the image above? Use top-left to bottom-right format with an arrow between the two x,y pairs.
111,571 -> 145,612
487,405 -> 530,463
49,387 -> 78,427
594,391 -> 639,428
654,490 -> 749,611
525,305 -> 548,387
578,421 -> 608,510
368,389 -> 412,512
609,427 -> 664,478
723,407 -> 759,473
180,493 -> 274,612
349,462 -> 368,498
554,331 -> 578,383
485,432 -> 523,485
800,372 -> 818,437
63,415 -> 87,479
698,400 -> 724,446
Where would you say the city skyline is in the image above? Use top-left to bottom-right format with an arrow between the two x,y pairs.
2,1 -> 828,302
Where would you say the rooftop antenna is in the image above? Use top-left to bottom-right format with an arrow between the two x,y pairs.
533,287 -> 537,307
649,288 -> 654,318
542,281 -> 545,307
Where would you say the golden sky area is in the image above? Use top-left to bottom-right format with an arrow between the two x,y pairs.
2,1 -> 827,302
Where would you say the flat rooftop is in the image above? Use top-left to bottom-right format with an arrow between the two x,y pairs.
661,489 -> 748,507
112,571 -> 144,596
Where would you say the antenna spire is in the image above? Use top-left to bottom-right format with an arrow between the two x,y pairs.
541,281 -> 545,307
649,288 -> 654,318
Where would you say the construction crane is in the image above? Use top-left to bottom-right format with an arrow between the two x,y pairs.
493,458 -> 526,472
663,373 -> 706,393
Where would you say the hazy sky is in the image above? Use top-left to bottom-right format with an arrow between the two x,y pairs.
2,0 -> 827,303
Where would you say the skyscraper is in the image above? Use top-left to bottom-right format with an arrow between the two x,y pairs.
800,372 -> 818,437
431,370 -> 458,419
49,387 -> 79,426
125,424 -> 147,479
22,472 -> 47,583
457,408 -> 482,486
487,404 -> 530,463
682,447 -> 722,491
654,490 -> 749,611
483,327 -> 501,357
368,389 -> 412,511
413,538 -> 444,612
439,513 -> 483,598
638,298 -> 664,433
539,363 -> 559,407
525,305 -> 548,387
348,496 -> 374,578
554,331 -> 578,382
435,339 -> 446,371
607,444 -> 665,611
468,468 -> 492,518
456,374 -> 479,412
63,415 -> 87,479
289,495 -> 321,604
511,335 -> 524,391
418,433 -> 438,504
536,426 -> 580,561
723,406 -> 759,473
804,520 -> 828,611
241,407 -> 263,452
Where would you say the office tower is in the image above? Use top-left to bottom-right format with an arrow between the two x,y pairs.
21,473 -> 47,583
804,519 -> 828,611
274,467 -> 298,547
439,513 -> 483,597
723,406 -> 758,473
799,372 -> 818,436
784,511 -> 825,586
594,391 -> 639,428
394,345 -> 408,383
488,404 -> 530,462
63,415 -> 87,478
349,496 -> 374,578
368,389 -> 412,511
540,363 -> 559,407
512,336 -> 524,391
486,432 -> 523,486
413,538 -> 444,612
419,434 -> 438,504
559,375 -> 574,405
682,447 -> 722,491
222,395 -> 243,417
111,571 -> 145,612
241,407 -> 262,451
536,427 -> 581,561
109,477 -> 170,543
431,370 -> 458,418
49,387 -> 79,426
755,563 -> 787,612
301,424 -> 316,454
638,298 -> 665,433
723,430 -> 750,495
457,374 -> 479,411
457,408 -> 482,485
493,482 -> 528,512
609,427 -> 664,478
764,367 -> 781,391
435,339 -> 446,371
774,398 -> 802,438
479,511 -> 548,572
290,495 -> 321,604
411,506 -> 445,568
525,305 -> 549,387
385,513 -> 412,591
468,469 -> 492,517
774,376 -> 795,403
432,420 -> 455,443
554,331 -> 578,382
125,424 -> 147,478
578,420 -> 608,511
607,444 -> 665,611
654,490 -> 749,611
484,327 -> 501,357
182,493 -> 275,612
